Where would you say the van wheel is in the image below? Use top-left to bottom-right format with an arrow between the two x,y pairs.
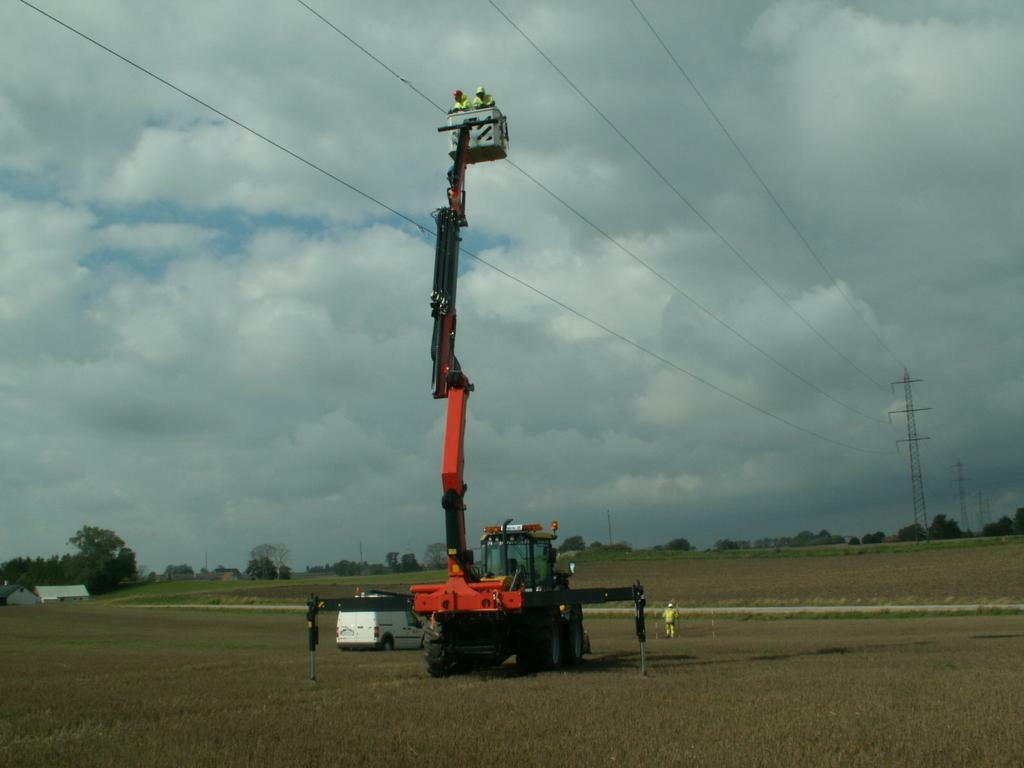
382,635 -> 394,651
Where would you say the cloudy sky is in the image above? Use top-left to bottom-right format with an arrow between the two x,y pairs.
2,0 -> 1022,572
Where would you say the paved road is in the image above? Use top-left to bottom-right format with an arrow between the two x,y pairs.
124,603 -> 1024,614
589,604 -> 1024,615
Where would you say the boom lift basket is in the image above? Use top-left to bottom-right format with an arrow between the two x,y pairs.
447,107 -> 509,164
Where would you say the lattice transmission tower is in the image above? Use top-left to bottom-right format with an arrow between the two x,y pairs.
952,459 -> 970,531
890,370 -> 930,541
976,491 -> 990,531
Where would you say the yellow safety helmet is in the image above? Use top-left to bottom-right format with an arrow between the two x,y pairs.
476,85 -> 486,95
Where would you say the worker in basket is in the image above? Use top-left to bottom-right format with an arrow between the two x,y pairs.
450,89 -> 470,113
472,85 -> 495,109
663,601 -> 680,638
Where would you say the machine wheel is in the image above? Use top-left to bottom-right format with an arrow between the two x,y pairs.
545,616 -> 562,669
515,608 -> 561,674
381,635 -> 394,651
562,611 -> 584,666
425,637 -> 459,677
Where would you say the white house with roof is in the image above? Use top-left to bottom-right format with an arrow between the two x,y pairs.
35,585 -> 91,603
0,584 -> 40,606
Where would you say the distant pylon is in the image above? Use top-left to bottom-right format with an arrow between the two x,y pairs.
889,370 -> 930,541
976,490 -> 989,531
952,459 -> 970,531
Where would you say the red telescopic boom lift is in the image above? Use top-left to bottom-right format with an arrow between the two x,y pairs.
305,105 -> 645,679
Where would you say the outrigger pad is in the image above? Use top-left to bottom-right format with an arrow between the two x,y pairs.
447,107 -> 509,164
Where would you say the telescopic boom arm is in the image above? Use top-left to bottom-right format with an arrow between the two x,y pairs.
429,121 -> 494,574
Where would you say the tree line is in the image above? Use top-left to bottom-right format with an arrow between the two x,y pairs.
305,544 -> 444,577
714,511 -> 1024,550
556,509 -> 1024,554
0,525 -> 138,594
887,508 -> 1024,542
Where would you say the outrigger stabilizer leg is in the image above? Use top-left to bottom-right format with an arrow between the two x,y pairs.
633,581 -> 647,676
306,594 -> 319,681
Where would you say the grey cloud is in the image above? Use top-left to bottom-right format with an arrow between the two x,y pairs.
1,1 -> 1021,569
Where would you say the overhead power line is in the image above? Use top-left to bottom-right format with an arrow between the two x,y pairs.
504,161 -> 887,424
293,0 -> 887,425
627,0 -> 905,371
15,0 -> 890,455
294,0 -> 441,114
488,0 -> 890,393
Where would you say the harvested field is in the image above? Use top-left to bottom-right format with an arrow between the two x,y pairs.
573,540 -> 1024,606
1,605 -> 1022,767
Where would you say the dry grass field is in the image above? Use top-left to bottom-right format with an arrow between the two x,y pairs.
1,605 -> 1022,767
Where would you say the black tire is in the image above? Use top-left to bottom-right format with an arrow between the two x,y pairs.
426,637 -> 459,677
545,616 -> 562,669
562,612 -> 584,666
516,609 -> 561,673
381,635 -> 394,651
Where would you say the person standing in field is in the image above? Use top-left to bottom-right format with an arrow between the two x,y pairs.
663,601 -> 680,638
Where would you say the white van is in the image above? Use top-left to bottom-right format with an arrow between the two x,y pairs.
336,603 -> 424,651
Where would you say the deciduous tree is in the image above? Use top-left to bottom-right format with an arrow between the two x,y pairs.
897,523 -> 927,542
928,515 -> 961,540
247,544 -> 290,578
981,516 -> 1014,537
66,525 -> 137,593
246,555 -> 276,580
423,542 -> 446,570
557,535 -> 585,553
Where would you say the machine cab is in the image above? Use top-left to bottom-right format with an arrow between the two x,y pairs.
479,521 -> 558,591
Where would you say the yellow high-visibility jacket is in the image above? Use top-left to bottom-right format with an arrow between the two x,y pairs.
663,607 -> 679,623
451,95 -> 470,112
472,93 -> 494,108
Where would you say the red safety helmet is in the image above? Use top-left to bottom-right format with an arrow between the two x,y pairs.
453,89 -> 464,99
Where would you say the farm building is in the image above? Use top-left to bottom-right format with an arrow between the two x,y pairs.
35,585 -> 91,603
0,584 -> 40,606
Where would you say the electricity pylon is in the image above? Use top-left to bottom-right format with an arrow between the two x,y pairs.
890,370 -> 930,541
952,459 -> 970,531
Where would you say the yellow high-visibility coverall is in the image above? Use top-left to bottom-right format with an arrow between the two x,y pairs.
663,606 -> 680,637
472,90 -> 494,108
